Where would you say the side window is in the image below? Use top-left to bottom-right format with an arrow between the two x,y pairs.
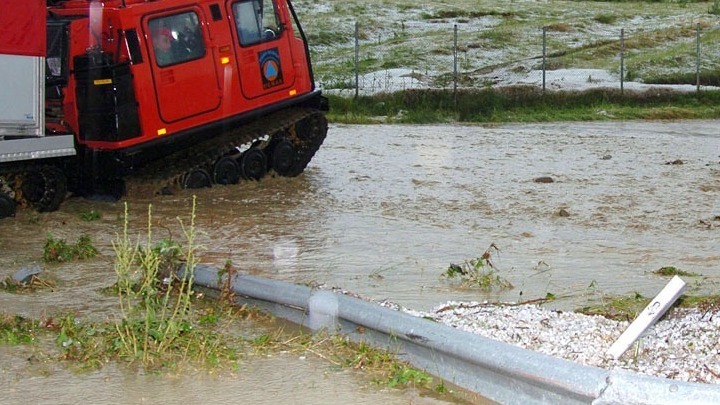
232,0 -> 281,47
148,12 -> 205,67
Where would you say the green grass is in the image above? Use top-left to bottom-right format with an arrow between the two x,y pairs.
306,0 -> 720,97
326,87 -> 720,124
578,292 -> 651,321
0,314 -> 39,344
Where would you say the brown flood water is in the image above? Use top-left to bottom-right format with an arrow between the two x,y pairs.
1,120 -> 718,403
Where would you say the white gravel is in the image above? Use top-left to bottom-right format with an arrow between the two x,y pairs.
392,301 -> 720,385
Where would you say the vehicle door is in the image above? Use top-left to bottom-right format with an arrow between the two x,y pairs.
227,0 -> 296,100
144,9 -> 221,123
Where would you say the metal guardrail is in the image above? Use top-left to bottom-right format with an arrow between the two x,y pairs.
186,264 -> 720,405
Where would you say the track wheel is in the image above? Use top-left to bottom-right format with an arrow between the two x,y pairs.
183,169 -> 212,189
238,148 -> 267,180
213,157 -> 241,185
0,193 -> 15,219
269,139 -> 297,176
21,166 -> 67,212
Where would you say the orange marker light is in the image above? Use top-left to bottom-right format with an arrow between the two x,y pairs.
289,89 -> 297,96
157,128 -> 167,136
221,56 -> 230,65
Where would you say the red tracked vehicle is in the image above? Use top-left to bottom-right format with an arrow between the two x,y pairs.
0,0 -> 328,218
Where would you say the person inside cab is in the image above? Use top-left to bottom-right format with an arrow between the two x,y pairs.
152,27 -> 174,66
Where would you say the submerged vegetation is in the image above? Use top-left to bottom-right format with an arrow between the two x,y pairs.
109,199 -> 229,367
0,314 -> 39,344
42,234 -> 98,263
652,266 -> 701,277
0,199 -> 447,398
443,243 -> 513,291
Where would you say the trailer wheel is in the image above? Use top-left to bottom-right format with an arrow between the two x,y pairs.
238,148 -> 267,180
0,193 -> 15,219
21,166 -> 67,212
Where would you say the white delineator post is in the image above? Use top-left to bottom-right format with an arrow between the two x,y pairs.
606,276 -> 687,360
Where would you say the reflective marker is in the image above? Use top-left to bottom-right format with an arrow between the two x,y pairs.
606,275 -> 686,360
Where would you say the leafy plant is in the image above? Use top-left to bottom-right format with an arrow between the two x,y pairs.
43,234 -> 74,263
652,266 -> 700,277
387,364 -> 432,388
42,233 -> 98,263
74,235 -> 99,260
79,210 -> 101,222
0,314 -> 39,344
443,243 -> 513,291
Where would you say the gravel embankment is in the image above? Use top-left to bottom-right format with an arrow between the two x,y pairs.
393,301 -> 720,385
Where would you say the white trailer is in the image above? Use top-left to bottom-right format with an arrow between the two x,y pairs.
0,54 -> 75,162
0,3 -> 76,217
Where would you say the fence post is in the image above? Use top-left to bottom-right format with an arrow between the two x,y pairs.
454,24 -> 458,109
696,22 -> 701,93
542,27 -> 546,94
354,21 -> 359,99
620,28 -> 624,95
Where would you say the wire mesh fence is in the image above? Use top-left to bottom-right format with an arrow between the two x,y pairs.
315,20 -> 720,97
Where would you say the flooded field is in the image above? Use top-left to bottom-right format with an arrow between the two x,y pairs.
1,120 -> 718,403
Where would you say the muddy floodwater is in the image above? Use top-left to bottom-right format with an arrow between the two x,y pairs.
1,120 -> 719,403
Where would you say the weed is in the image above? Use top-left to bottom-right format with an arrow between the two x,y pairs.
24,211 -> 41,224
676,295 -> 720,311
0,314 -> 39,344
652,266 -> 700,277
42,233 -> 98,263
594,13 -> 617,24
55,314 -> 109,368
443,243 -> 513,291
578,292 -> 650,321
79,210 -> 101,222
326,334 -> 434,389
75,235 -> 99,260
42,234 -> 73,262
110,198 -> 223,367
387,363 -> 433,388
